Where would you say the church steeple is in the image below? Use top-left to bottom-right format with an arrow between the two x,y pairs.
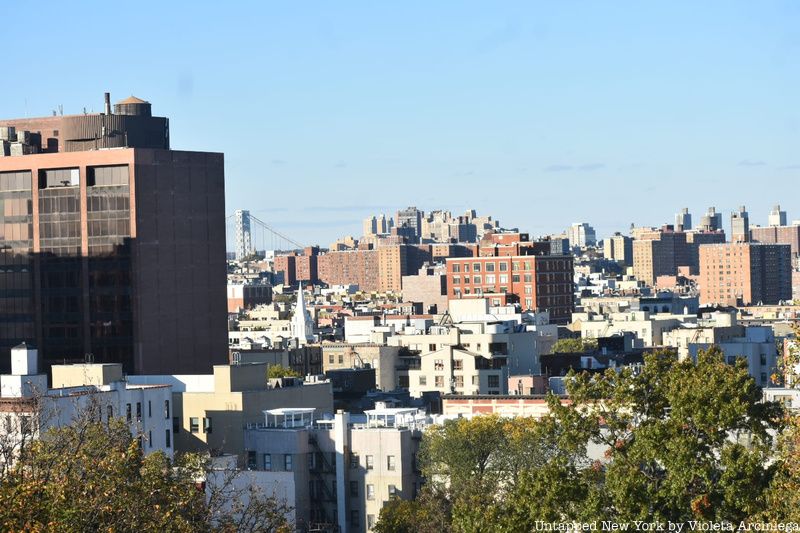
291,283 -> 314,345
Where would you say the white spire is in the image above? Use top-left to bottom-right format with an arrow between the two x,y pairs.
291,283 -> 314,345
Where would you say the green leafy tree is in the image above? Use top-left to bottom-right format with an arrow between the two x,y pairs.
384,347 -> 785,530
267,364 -> 301,379
761,325 -> 800,521
565,347 -> 781,522
0,413 -> 292,532
551,337 -> 598,354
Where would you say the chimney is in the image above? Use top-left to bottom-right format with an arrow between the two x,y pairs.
104,92 -> 112,115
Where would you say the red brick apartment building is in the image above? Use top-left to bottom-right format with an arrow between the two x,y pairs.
445,253 -> 574,324
699,242 -> 792,306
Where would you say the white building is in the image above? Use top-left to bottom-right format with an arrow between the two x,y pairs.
0,344 -> 174,463
244,406 -> 427,533
688,326 -> 778,387
568,222 -> 597,248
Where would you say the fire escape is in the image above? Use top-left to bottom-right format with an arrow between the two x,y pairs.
307,434 -> 339,533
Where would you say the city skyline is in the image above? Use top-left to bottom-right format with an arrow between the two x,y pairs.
2,1 -> 799,244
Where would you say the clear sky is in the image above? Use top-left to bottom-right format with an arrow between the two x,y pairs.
3,1 -> 799,247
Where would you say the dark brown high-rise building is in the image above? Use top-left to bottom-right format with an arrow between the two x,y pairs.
0,94 -> 227,374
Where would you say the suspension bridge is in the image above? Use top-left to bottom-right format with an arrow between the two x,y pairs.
225,210 -> 304,259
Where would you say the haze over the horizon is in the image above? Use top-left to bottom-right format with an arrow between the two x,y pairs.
3,1 -> 799,246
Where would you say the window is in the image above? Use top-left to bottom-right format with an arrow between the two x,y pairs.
351,510 -> 359,528
284,454 -> 293,471
20,416 -> 32,435
350,481 -> 359,496
488,375 -> 500,388
164,400 -> 170,419
367,484 -> 375,500
203,417 -> 212,434
499,262 -> 508,271
148,401 -> 152,418
428,343 -> 437,351
126,404 -> 132,422
308,453 -> 316,470
473,263 -> 481,272
512,275 -> 520,283
760,354 -> 767,366
190,417 -> 199,433
366,455 -> 374,470
165,429 -> 171,448
455,375 -> 464,388
452,276 -> 460,284
435,376 -> 444,387
136,402 -> 141,421
329,354 -> 334,363
453,360 -> 463,370
485,274 -> 495,284
264,454 -> 272,471
148,430 -> 153,448
419,376 -> 427,386
434,359 -> 444,370
107,405 -> 113,421
485,263 -> 495,272
350,452 -> 359,468
389,484 -> 397,496
338,354 -> 344,364
452,264 -> 460,273
368,514 -> 376,529
473,275 -> 481,284
247,451 -> 256,469
387,455 -> 396,471
173,417 -> 180,433
499,274 -> 508,284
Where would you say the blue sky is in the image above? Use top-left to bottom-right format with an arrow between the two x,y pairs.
3,1 -> 799,247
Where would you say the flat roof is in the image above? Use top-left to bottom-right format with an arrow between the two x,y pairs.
264,408 -> 316,416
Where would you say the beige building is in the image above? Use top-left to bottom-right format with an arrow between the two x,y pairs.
405,345 -> 507,396
244,407 -> 425,532
662,311 -> 743,361
576,310 -> 683,347
127,363 -> 333,460
321,344 -> 402,391
401,263 -> 448,314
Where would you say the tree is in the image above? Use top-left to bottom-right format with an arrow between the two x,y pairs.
761,325 -> 800,521
385,347 -> 785,530
0,408 -> 292,532
267,364 -> 301,379
564,347 -> 781,522
551,337 -> 598,354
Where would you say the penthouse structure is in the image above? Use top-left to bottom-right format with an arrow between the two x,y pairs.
0,93 -> 228,374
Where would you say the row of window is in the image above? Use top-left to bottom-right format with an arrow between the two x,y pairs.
123,400 -> 171,423
350,452 -> 396,471
416,374 -> 500,388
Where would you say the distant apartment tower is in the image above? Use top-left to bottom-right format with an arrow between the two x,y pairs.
698,207 -> 723,232
0,93 -> 227,374
234,209 -> 254,260
604,232 -> 633,265
567,223 -> 596,248
731,205 -> 750,243
396,206 -> 423,241
769,204 -> 787,227
362,216 -> 377,238
699,243 -> 792,306
675,208 -> 692,232
750,224 -> 800,267
632,227 -> 690,284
